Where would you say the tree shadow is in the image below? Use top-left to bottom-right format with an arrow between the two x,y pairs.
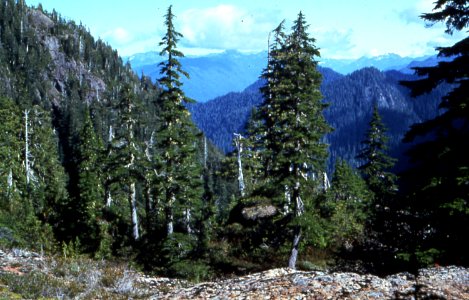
392,283 -> 447,300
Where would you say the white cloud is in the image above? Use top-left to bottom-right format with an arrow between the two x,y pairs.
416,0 -> 437,14
103,27 -> 132,44
312,28 -> 354,59
177,5 -> 277,51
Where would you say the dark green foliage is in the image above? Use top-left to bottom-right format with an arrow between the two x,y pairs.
0,1 -> 161,259
399,0 -> 469,267
420,0 -> 468,34
0,97 -> 24,204
357,104 -> 397,199
3,0 -> 467,281
233,12 -> 333,269
323,160 -> 371,250
150,5 -> 206,274
106,83 -> 146,242
0,97 -> 59,252
75,109 -> 105,252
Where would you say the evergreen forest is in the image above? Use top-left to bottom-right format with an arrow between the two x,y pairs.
0,0 -> 467,281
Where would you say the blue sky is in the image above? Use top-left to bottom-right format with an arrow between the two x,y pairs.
27,0 -> 464,58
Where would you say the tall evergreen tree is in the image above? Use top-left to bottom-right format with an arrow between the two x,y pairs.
0,97 -> 24,212
257,20 -> 287,177
399,0 -> 469,266
27,106 -> 69,226
107,83 -> 144,241
75,108 -> 105,251
357,104 -> 397,200
253,12 -> 332,269
155,5 -> 203,245
355,104 -> 399,271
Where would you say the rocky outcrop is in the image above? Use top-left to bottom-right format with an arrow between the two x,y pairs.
1,248 -> 468,299
27,9 -> 54,31
148,267 -> 469,299
27,9 -> 107,106
241,204 -> 277,221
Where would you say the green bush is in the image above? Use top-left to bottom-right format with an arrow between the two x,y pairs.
0,211 -> 56,252
169,260 -> 213,282
415,248 -> 441,267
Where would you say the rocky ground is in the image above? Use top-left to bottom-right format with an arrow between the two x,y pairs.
1,248 -> 468,299
145,267 -> 469,299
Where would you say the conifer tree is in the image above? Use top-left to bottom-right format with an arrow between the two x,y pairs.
76,108 -> 105,250
107,83 -> 144,241
356,104 -> 397,252
0,97 -> 24,211
357,104 -> 397,200
399,0 -> 469,266
257,20 -> 287,177
324,159 -> 371,249
0,99 -> 65,250
27,106 -> 69,224
155,5 -> 203,241
254,12 -> 332,269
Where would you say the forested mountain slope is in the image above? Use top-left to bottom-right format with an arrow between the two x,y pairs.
0,1 -> 227,265
190,67 -> 447,170
2,1 -> 465,284
0,0 -> 159,251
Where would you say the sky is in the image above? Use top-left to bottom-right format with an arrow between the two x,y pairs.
26,0 -> 465,59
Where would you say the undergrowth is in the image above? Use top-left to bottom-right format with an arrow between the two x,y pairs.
0,255 -> 152,299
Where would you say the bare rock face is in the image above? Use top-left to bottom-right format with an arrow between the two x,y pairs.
26,9 -> 107,106
27,9 -> 54,31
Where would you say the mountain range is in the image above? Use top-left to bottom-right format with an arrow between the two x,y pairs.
188,67 -> 447,172
126,50 -> 448,169
127,51 -> 441,102
128,50 -> 267,102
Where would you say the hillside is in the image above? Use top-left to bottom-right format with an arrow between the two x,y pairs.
1,1 -> 467,291
189,67 -> 447,170
0,1 -> 159,137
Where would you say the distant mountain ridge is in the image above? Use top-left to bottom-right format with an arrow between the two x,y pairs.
127,50 -> 442,102
188,67 -> 448,171
128,50 -> 267,102
319,53 -> 433,75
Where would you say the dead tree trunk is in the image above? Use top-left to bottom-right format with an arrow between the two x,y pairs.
24,110 -> 31,187
288,171 -> 305,269
106,125 -> 114,207
167,192 -> 175,235
288,227 -> 302,269
234,133 -> 245,197
130,181 -> 139,240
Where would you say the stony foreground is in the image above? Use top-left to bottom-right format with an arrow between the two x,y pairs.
144,266 -> 469,299
1,249 -> 468,299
